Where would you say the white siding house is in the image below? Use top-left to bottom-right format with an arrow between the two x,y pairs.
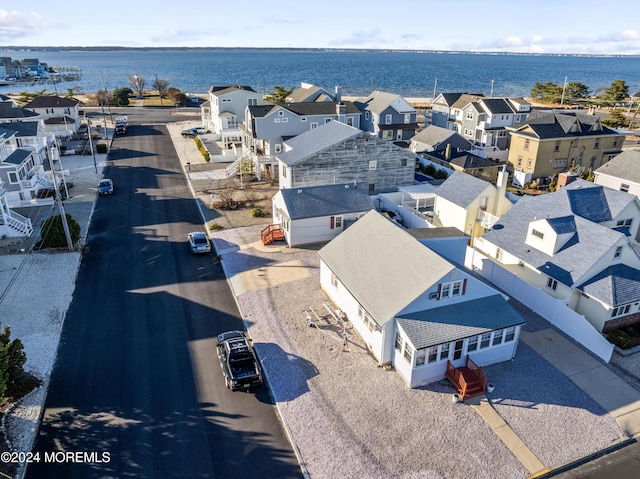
594,150 -> 640,199
271,182 -> 374,247
318,210 -> 525,388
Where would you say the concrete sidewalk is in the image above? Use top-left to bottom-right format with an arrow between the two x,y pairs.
522,329 -> 640,437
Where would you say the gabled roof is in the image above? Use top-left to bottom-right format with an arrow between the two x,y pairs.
24,95 -> 78,108
434,92 -> 484,107
595,150 -> 640,185
279,183 -> 374,220
355,90 -> 415,115
411,125 -> 471,151
478,98 -> 518,115
481,183 -> 630,287
435,171 -> 493,208
278,121 -> 362,166
578,264 -> 640,307
0,102 -> 39,119
318,211 -> 455,324
208,85 -> 257,96
428,150 -> 501,170
396,294 -> 525,349
286,84 -> 333,103
564,180 -> 634,221
0,126 -> 18,138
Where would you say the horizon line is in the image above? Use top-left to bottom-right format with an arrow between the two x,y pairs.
0,45 -> 638,58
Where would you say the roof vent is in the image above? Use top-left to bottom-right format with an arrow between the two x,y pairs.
297,189 -> 303,193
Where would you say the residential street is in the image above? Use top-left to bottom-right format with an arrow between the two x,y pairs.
25,119 -> 301,478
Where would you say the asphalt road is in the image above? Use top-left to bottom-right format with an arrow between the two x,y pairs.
27,118 -> 302,478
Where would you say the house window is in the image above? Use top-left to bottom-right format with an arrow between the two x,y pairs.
620,183 -> 630,193
404,113 -> 411,124
466,112 -> 474,120
480,333 -> 491,349
614,246 -> 623,258
401,158 -> 407,167
467,336 -> 478,352
368,183 -> 375,193
301,116 -> 307,122
403,344 -> 413,363
282,167 -> 287,178
524,139 -> 530,150
248,98 -> 258,106
428,346 -> 438,363
282,117 -> 288,123
505,327 -> 516,342
518,260 -> 525,268
594,140 -> 600,149
325,118 -> 332,124
495,248 -> 503,261
357,306 -> 364,319
365,111 -> 370,120
453,340 -> 464,360
532,229 -> 544,239
310,122 -> 318,129
527,159 -> 532,168
274,118 -> 281,123
554,141 -> 560,152
278,110 -> 284,116
395,332 -> 403,352
347,117 -> 354,126
382,130 -> 393,140
416,348 -> 426,366
369,160 -> 377,170
617,219 -> 632,228
547,278 -> 558,291
439,280 -> 465,299
439,343 -> 450,361
8,172 -> 18,183
612,304 -> 631,318
385,114 -> 392,124
274,144 -> 282,154
517,156 -> 523,167
492,330 -> 504,346
554,159 -> 567,168
335,216 -> 343,228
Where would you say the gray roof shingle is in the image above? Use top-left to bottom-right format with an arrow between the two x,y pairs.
396,294 -> 525,349
436,171 -> 492,208
595,150 -> 640,184
318,211 -> 455,325
578,264 -> 640,307
280,183 -> 374,220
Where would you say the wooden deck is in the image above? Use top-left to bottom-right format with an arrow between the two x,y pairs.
261,224 -> 285,245
445,357 -> 487,400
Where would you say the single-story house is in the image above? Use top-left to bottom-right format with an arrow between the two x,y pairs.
271,182 -> 374,247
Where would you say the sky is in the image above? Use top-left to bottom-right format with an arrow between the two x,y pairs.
1,1 -> 640,55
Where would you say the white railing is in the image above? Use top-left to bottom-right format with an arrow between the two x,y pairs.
225,157 -> 242,178
4,210 -> 33,236
477,209 -> 499,229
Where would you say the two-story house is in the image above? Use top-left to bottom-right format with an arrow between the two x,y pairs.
243,101 -> 362,180
432,169 -> 512,238
594,150 -> 640,198
506,110 -> 625,187
410,124 -> 471,154
276,120 -> 416,193
474,180 -> 640,333
460,98 -> 531,150
319,210 -> 525,389
0,101 -> 39,125
23,95 -> 80,138
355,90 -> 418,144
201,85 -> 261,146
430,92 -> 484,132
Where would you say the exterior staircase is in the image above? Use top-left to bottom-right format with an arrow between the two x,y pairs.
1,210 -> 33,237
261,224 -> 285,245
445,356 -> 487,400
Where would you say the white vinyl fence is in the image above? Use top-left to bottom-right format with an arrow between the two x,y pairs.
465,247 -> 614,363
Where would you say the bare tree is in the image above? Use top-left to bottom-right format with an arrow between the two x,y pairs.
153,75 -> 170,107
129,73 -> 145,98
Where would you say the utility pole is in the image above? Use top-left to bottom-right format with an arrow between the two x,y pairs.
432,78 -> 437,101
47,142 -> 74,251
490,78 -> 495,98
560,76 -> 568,107
85,114 -> 98,173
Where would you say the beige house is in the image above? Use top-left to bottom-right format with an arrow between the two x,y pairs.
475,180 -> 640,333
506,110 -> 624,187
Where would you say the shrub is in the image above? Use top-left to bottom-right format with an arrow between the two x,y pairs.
96,143 -> 108,154
0,325 -> 27,399
250,208 -> 264,217
209,223 -> 222,231
608,329 -> 636,349
40,213 -> 81,248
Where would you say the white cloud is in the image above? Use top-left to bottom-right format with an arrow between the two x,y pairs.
0,9 -> 44,40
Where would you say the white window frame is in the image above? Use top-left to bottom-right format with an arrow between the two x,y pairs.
612,304 -> 631,318
467,336 -> 478,352
385,114 -> 392,124
547,277 -> 558,291
369,160 -> 377,170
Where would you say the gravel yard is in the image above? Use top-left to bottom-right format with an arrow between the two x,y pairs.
213,224 -> 626,479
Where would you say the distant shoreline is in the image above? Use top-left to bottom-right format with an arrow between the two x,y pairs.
0,46 -> 637,58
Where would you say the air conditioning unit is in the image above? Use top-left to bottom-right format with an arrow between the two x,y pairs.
429,292 -> 438,300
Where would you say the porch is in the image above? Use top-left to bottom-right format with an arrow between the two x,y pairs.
445,356 -> 487,400
261,224 -> 285,245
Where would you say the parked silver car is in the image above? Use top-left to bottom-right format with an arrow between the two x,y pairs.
187,231 -> 211,254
